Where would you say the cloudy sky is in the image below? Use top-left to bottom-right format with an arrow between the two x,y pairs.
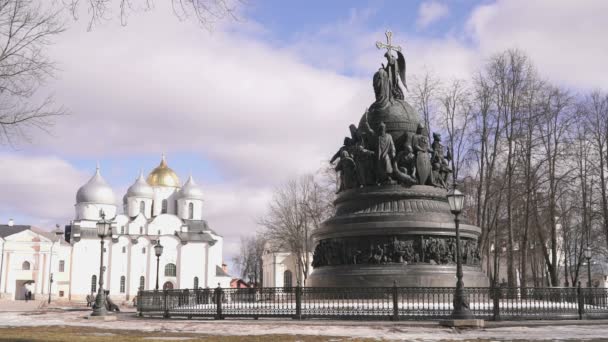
1,0 -> 607,267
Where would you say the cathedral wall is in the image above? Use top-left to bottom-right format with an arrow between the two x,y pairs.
207,236 -> 224,287
148,215 -> 183,236
127,197 -> 153,218
155,236 -> 179,289
176,199 -> 203,220
70,239 -> 110,298
75,203 -> 117,221
126,215 -> 147,235
179,243 -> 206,289
114,215 -> 129,235
107,237 -> 129,299
129,237 -> 151,293
152,187 -> 179,216
53,244 -> 72,299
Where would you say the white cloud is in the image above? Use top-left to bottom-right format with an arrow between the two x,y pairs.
0,153 -> 88,227
466,0 -> 608,90
27,5 -> 370,187
417,1 -> 449,30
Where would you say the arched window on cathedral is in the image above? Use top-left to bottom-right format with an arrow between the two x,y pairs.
121,226 -> 125,234
140,201 -> 145,215
188,203 -> 194,220
161,199 -> 168,214
139,276 -> 145,290
22,261 -> 30,270
193,276 -> 199,289
91,275 -> 97,293
283,270 -> 292,290
120,276 -> 126,293
164,263 -> 177,277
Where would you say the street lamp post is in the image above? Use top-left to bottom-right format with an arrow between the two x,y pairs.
154,240 -> 164,291
447,188 -> 474,320
91,210 -> 112,317
584,246 -> 592,288
48,225 -> 64,305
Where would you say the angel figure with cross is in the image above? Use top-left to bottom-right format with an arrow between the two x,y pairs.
375,30 -> 407,101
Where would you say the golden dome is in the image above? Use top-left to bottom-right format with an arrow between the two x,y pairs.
147,155 -> 180,187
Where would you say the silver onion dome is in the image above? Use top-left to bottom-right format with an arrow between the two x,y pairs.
76,166 -> 116,205
179,175 -> 204,200
126,171 -> 154,198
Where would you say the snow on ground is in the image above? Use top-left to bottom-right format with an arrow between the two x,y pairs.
1,310 -> 608,341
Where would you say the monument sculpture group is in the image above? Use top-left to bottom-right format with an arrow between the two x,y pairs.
307,32 -> 488,287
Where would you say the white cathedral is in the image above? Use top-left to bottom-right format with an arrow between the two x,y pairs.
0,156 -> 230,302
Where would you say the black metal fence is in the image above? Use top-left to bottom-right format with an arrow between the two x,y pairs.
137,283 -> 608,321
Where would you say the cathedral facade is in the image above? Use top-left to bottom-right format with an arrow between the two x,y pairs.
66,156 -> 230,301
0,156 -> 230,302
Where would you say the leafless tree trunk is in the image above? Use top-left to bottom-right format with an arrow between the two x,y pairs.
583,91 -> 608,253
0,0 -> 66,146
536,85 -> 574,286
517,76 -> 543,290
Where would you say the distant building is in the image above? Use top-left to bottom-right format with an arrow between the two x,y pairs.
0,222 -> 70,300
262,241 -> 312,288
230,278 -> 250,288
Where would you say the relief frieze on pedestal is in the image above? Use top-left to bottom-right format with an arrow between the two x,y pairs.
311,235 -> 480,268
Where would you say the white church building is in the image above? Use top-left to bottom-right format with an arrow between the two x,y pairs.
0,156 -> 231,302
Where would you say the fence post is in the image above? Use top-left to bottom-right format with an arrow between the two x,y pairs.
392,280 -> 399,321
577,281 -> 584,320
492,285 -> 500,321
214,283 -> 223,320
294,281 -> 302,320
163,289 -> 170,319
137,290 -> 142,317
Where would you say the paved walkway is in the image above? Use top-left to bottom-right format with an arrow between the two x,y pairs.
1,308 -> 608,341
0,299 -> 45,312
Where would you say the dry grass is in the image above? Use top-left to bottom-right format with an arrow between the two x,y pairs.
0,326 -> 371,342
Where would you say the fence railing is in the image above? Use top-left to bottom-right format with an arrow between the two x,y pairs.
137,283 -> 608,321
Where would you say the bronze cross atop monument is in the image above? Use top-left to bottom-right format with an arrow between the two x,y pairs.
375,30 -> 402,53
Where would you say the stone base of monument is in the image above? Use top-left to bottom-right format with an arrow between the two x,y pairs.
307,264 -> 489,287
85,315 -> 117,321
308,185 -> 489,288
439,319 -> 485,328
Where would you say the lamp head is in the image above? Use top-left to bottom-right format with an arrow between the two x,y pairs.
447,188 -> 465,215
584,246 -> 592,259
96,209 -> 111,238
154,239 -> 164,257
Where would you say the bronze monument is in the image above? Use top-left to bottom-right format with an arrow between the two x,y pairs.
307,31 -> 488,288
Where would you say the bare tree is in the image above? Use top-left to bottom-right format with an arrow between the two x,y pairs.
470,71 -> 504,279
486,49 -> 537,288
582,91 -> 608,253
410,71 -> 440,142
65,0 -> 241,31
0,0 -> 66,146
258,171 -> 334,285
232,233 -> 266,286
0,0 -> 65,145
439,78 -> 473,185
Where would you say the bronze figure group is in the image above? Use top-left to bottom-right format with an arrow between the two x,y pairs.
331,121 -> 452,192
